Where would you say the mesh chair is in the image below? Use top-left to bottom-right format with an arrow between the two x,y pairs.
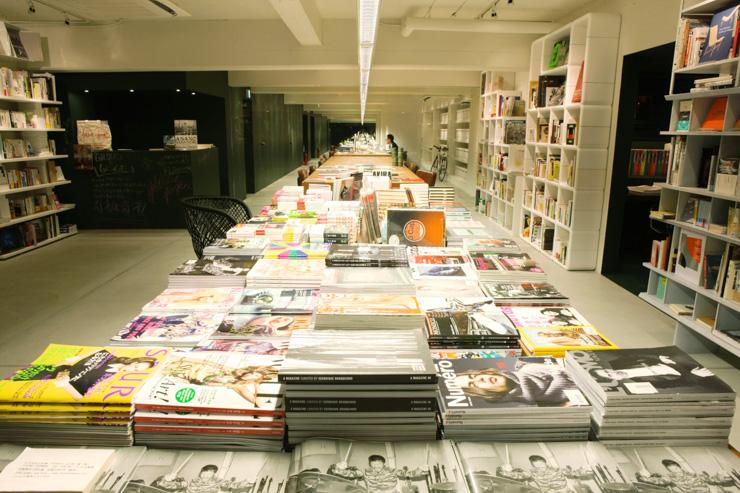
416,169 -> 437,187
181,196 -> 252,258
406,163 -> 419,174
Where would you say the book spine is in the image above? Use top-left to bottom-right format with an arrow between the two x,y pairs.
285,398 -> 437,412
279,374 -> 437,385
134,416 -> 285,427
134,403 -> 285,417
134,424 -> 285,436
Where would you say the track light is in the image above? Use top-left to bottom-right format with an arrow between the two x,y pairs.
64,12 -> 71,25
28,0 -> 36,14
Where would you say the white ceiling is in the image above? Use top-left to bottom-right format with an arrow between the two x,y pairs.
0,0 -> 595,23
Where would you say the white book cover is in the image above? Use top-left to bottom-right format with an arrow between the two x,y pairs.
0,447 -> 115,493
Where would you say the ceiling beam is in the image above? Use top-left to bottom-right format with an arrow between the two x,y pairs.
401,17 -> 556,37
268,0 -> 322,46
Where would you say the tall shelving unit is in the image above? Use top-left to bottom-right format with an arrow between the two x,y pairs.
454,100 -> 471,170
476,71 -> 524,233
0,25 -> 74,259
519,13 -> 620,270
641,0 -> 740,360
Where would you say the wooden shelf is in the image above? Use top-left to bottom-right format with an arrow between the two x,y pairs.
0,155 -> 69,164
0,127 -> 65,133
0,95 -> 62,105
0,180 -> 71,197
0,204 -> 76,228
0,231 -> 77,260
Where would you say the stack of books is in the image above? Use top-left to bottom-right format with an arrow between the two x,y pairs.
203,237 -> 269,256
167,256 -> 258,288
469,251 -> 546,281
110,312 -> 224,347
134,351 -> 286,451
445,220 -> 492,247
408,247 -> 479,287
0,344 -> 168,447
142,287 -> 243,313
314,292 -> 425,329
262,242 -> 330,260
228,222 -> 306,243
480,280 -> 569,305
308,224 -> 349,244
325,244 -> 408,267
246,259 -> 326,289
424,303 -> 521,350
279,329 -> 439,443
436,356 -> 592,441
565,346 -> 736,446
321,266 -> 416,294
463,237 -> 519,252
501,306 -> 616,357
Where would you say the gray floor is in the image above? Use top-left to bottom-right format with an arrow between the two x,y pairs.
0,165 -> 737,446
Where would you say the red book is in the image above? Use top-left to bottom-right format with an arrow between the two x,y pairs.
732,18 -> 740,57
571,61 -> 584,103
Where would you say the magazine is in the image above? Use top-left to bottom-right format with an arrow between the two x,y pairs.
111,313 -> 223,345
215,314 -> 313,338
232,288 -> 320,314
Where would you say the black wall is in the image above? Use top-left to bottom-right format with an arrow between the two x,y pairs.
329,122 -> 377,146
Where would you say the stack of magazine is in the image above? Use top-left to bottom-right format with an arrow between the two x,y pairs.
463,237 -> 519,252
134,351 -> 286,451
203,237 -> 269,256
262,242 -> 331,260
423,301 -> 521,350
480,280 -> 569,305
435,356 -> 592,441
445,222 -> 492,247
110,312 -> 224,347
408,247 -> 480,287
501,305 -> 617,357
320,266 -> 416,294
167,256 -> 258,288
141,287 -> 243,313
279,329 -> 439,443
314,292 -> 425,329
246,259 -> 326,288
0,344 -> 168,447
565,346 -> 736,446
324,244 -> 408,267
469,251 -> 546,281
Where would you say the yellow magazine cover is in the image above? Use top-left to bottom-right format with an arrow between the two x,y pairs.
316,292 -> 423,315
518,325 -> 617,354
0,402 -> 132,412
0,344 -> 170,404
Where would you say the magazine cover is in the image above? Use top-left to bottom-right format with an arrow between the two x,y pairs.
279,329 -> 436,384
501,306 -> 591,328
471,252 -> 544,274
194,338 -> 290,355
170,257 -> 257,276
411,263 -> 477,281
565,347 -> 736,400
0,344 -> 170,404
608,445 -> 740,492
247,259 -> 326,279
216,314 -> 313,338
285,439 -> 467,493
457,441 -> 631,493
122,449 -> 290,493
321,267 -> 414,289
426,308 -> 518,338
111,313 -> 223,344
263,242 -> 331,259
387,209 -> 446,247
409,247 -> 470,264
418,296 -> 494,312
232,288 -> 320,314
519,325 -> 617,354
134,351 -> 284,415
463,238 -> 519,251
698,5 -> 740,64
142,288 -> 243,312
325,244 -> 409,266
316,293 -> 423,316
430,349 -> 522,359
436,357 -> 589,411
204,237 -> 269,254
481,281 -> 567,301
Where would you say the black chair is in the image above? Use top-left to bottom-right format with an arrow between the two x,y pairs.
181,196 -> 252,258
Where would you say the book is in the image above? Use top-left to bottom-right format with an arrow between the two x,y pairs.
536,76 -> 565,108
111,312 -> 224,346
325,244 -> 408,267
0,447 -> 115,493
215,313 -> 313,338
142,287 -> 243,313
676,101 -> 692,131
518,325 -> 618,357
700,97 -> 727,130
715,157 -> 739,196
193,338 -> 290,355
262,242 -> 330,260
571,61 -> 584,103
548,38 -> 569,68
698,5 -> 740,64
386,208 -> 445,247
232,288 -> 319,314
481,280 -> 568,305
675,231 -> 705,285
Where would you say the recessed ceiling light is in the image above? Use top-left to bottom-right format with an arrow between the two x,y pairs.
191,92 -> 196,95
129,89 -> 135,93
176,89 -> 181,92
83,89 -> 89,93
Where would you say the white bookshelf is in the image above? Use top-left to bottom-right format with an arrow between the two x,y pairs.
518,13 -> 620,270
421,96 -> 478,175
641,0 -> 740,362
0,25 -> 75,259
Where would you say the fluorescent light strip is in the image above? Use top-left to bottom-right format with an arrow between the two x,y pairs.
357,0 -> 381,123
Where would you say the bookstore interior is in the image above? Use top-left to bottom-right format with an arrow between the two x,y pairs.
2,0 -> 740,491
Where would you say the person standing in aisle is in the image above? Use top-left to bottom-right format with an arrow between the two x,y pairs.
386,134 -> 399,165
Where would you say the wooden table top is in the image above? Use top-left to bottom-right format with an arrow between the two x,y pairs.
305,154 -> 423,185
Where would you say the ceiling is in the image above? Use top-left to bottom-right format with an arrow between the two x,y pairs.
0,0 -> 595,23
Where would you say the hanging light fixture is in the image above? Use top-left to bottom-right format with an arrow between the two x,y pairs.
357,0 -> 381,123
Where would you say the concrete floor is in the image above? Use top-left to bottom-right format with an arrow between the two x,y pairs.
0,165 -> 737,446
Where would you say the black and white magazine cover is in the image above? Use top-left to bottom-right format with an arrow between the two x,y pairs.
170,257 -> 257,277
457,441 -> 633,493
122,449 -> 290,493
608,446 -> 740,493
285,439 -> 468,493
232,288 -> 320,314
94,447 -> 146,493
565,346 -> 736,401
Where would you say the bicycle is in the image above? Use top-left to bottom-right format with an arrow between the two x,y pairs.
430,144 -> 448,182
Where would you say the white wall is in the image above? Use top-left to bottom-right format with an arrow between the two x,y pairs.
557,0 -> 681,271
377,100 -> 424,164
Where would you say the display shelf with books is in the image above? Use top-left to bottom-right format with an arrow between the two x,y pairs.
642,0 -> 740,361
519,13 -> 620,270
